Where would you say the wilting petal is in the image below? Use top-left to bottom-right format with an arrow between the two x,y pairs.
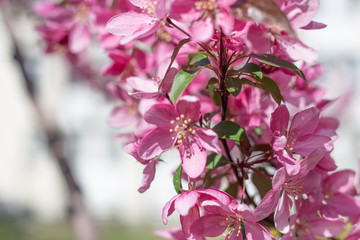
138,160 -> 156,193
138,127 -> 176,159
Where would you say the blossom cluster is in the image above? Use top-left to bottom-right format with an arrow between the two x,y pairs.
34,0 -> 360,239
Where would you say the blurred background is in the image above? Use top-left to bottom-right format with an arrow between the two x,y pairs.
0,0 -> 359,239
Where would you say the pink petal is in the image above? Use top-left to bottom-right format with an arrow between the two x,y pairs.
236,204 -> 255,222
293,135 -> 332,156
127,77 -> 158,93
255,189 -> 281,221
272,136 -> 287,151
296,149 -> 324,179
144,103 -> 177,126
326,193 -> 360,222
277,34 -> 318,65
162,195 -> 179,224
106,11 -> 158,44
176,96 -> 200,121
190,215 -> 228,237
180,206 -> 200,238
274,192 -> 292,233
138,127 -> 176,159
270,105 -> 289,134
108,106 -> 137,128
138,160 -> 156,193
189,17 -> 214,43
175,191 -> 200,216
216,9 -> 234,36
272,167 -> 286,191
324,170 -> 356,194
69,23 -> 91,53
33,2 -> 74,24
179,138 -> 207,178
289,107 -> 320,138
124,141 -> 149,165
277,152 -> 301,176
246,24 -> 271,54
197,189 -> 235,206
244,222 -> 274,240
195,128 -> 222,154
308,218 -> 346,238
301,21 -> 327,30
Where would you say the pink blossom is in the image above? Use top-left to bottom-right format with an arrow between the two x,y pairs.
190,199 -> 275,239
138,96 -> 222,178
106,0 -> 168,44
255,149 -> 324,233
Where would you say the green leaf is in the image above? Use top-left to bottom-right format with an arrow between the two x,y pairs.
187,53 -> 210,66
240,78 -> 266,90
252,168 -> 272,199
249,53 -> 307,83
173,165 -> 183,194
171,69 -> 201,103
206,77 -> 218,87
206,154 -> 228,169
160,38 -> 191,90
238,62 -> 263,79
208,84 -> 221,106
225,77 -> 242,97
259,76 -> 284,104
225,182 -> 238,199
212,121 -> 247,142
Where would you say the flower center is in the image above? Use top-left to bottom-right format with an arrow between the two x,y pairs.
284,181 -> 303,200
220,215 -> 243,238
194,0 -> 216,11
169,114 -> 196,144
141,0 -> 157,15
75,3 -> 89,22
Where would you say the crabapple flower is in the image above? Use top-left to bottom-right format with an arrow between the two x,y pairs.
138,96 -> 222,178
255,149 -> 324,233
270,105 -> 332,175
163,189 -> 235,239
106,0 -> 168,44
190,199 -> 275,240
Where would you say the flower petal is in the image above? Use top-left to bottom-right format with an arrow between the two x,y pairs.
144,103 -> 178,126
179,138 -> 207,178
190,215 -> 228,237
255,189 -> 281,221
138,127 -> 176,159
195,128 -> 222,154
138,160 -> 156,193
